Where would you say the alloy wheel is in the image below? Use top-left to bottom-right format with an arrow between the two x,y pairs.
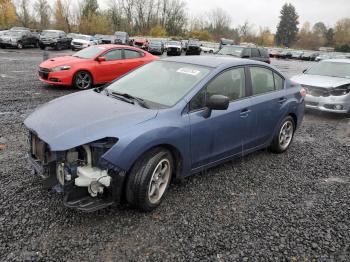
148,159 -> 171,204
75,72 -> 91,89
279,120 -> 294,150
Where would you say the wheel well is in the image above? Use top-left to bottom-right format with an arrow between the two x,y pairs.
289,113 -> 297,129
132,144 -> 183,179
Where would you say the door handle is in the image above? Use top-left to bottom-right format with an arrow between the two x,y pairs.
240,108 -> 251,117
278,97 -> 287,104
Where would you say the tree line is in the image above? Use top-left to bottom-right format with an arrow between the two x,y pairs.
0,0 -> 349,51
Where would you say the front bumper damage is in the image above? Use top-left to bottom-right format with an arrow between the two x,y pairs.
27,132 -> 126,212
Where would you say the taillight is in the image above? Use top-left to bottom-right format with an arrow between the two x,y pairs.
300,88 -> 306,97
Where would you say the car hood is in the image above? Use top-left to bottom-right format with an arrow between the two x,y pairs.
291,74 -> 350,88
24,90 -> 157,151
40,56 -> 86,68
72,39 -> 91,44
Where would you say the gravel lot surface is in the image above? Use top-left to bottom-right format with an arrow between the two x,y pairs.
0,49 -> 350,261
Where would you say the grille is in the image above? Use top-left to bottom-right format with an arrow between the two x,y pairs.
38,67 -> 50,80
303,85 -> 330,97
30,132 -> 47,162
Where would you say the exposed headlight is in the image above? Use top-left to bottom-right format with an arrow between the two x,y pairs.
330,85 -> 350,96
52,65 -> 71,72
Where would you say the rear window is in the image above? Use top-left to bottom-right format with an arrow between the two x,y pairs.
251,48 -> 260,57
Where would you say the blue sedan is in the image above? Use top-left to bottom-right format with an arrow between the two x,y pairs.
24,56 -> 305,212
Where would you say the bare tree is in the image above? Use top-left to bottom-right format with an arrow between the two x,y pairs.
34,0 -> 51,30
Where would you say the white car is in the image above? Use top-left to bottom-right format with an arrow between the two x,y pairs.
291,59 -> 350,114
166,41 -> 182,56
200,42 -> 219,53
71,34 -> 97,50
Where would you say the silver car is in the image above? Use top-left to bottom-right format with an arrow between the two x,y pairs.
291,59 -> 350,114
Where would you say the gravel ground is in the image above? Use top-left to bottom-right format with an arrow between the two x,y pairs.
0,49 -> 350,261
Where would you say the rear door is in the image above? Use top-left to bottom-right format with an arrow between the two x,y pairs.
189,67 -> 255,169
246,66 -> 288,148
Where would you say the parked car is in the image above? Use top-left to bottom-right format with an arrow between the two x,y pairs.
269,48 -> 283,58
25,56 -> 305,212
279,49 -> 293,59
300,51 -> 319,61
38,45 -> 157,89
166,41 -> 182,56
186,39 -> 201,55
147,39 -> 164,55
219,38 -> 234,49
98,35 -> 115,44
71,34 -> 97,50
114,31 -> 129,45
0,30 -> 39,49
291,59 -> 350,114
200,42 -> 218,53
134,38 -> 148,50
290,51 -> 304,59
217,45 -> 271,64
39,30 -> 71,50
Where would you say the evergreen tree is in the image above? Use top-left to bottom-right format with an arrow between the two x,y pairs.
275,3 -> 299,47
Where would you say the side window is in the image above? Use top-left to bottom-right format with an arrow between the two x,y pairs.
274,73 -> 284,90
250,67 -> 275,95
251,48 -> 260,57
190,68 -> 246,111
124,49 -> 143,59
104,49 -> 123,61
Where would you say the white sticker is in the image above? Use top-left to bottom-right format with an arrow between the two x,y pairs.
177,68 -> 200,76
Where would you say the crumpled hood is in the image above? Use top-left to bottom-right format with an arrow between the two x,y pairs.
40,56 -> 83,68
24,90 -> 157,151
291,74 -> 350,88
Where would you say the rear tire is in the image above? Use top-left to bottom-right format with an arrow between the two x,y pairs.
125,148 -> 173,212
269,116 -> 295,153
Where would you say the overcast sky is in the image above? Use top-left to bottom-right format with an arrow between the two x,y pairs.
96,0 -> 349,32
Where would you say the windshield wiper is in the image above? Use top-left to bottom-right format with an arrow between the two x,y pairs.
111,91 -> 150,109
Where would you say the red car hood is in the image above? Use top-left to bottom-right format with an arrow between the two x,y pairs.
40,56 -> 86,68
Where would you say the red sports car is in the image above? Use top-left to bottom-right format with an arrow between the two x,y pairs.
38,44 -> 157,89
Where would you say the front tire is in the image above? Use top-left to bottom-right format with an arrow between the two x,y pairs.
17,42 -> 23,49
269,116 -> 295,153
73,71 -> 93,90
126,148 -> 174,212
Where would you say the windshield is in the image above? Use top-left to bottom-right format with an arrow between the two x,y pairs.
72,46 -> 106,59
106,61 -> 212,108
150,41 -> 162,46
306,61 -> 350,78
41,31 -> 59,37
217,46 -> 244,56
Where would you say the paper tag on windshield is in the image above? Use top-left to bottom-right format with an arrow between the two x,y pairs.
177,68 -> 200,76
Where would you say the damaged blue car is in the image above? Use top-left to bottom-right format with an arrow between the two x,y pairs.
24,56 -> 305,212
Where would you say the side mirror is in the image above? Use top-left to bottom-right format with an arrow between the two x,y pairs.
97,57 -> 106,62
203,95 -> 229,118
302,69 -> 307,73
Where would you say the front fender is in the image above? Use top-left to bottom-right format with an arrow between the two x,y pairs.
101,123 -> 191,176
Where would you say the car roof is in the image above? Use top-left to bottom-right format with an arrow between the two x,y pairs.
323,59 -> 350,63
161,55 -> 263,68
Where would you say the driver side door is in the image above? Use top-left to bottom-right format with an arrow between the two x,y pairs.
188,67 -> 254,170
95,48 -> 124,84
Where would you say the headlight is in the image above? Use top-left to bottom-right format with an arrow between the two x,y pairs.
330,85 -> 350,96
51,65 -> 71,72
